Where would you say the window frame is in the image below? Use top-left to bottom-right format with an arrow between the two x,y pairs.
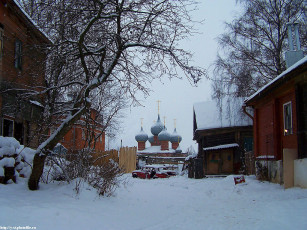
2,118 -> 14,137
14,38 -> 22,70
0,26 -> 3,59
283,101 -> 293,136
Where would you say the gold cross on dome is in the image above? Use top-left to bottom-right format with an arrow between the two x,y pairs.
140,118 -> 144,127
157,100 -> 161,114
174,119 -> 177,128
163,116 -> 166,126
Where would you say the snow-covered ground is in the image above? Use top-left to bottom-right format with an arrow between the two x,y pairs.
1,175 -> 307,230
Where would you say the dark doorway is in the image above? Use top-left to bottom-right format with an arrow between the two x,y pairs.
14,121 -> 24,144
3,119 -> 14,137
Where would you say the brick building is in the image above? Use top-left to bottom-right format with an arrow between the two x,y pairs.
54,109 -> 106,153
0,0 -> 51,148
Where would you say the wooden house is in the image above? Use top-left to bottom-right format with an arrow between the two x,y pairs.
0,0 -> 51,148
244,56 -> 307,187
193,99 -> 253,177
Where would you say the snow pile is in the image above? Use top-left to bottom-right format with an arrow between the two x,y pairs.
0,175 -> 307,229
137,145 -> 176,154
0,136 -> 35,183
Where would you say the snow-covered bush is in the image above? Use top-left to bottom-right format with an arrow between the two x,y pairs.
0,136 -> 35,184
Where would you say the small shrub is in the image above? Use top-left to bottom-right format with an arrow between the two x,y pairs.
44,149 -> 124,196
255,161 -> 268,181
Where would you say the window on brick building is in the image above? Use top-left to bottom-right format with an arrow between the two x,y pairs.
3,119 -> 14,137
0,26 -> 3,59
81,129 -> 86,140
283,102 -> 293,135
14,39 -> 22,70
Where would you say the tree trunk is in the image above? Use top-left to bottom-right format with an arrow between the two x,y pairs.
28,106 -> 86,190
28,153 -> 47,190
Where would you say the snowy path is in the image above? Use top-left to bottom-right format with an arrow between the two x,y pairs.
1,175 -> 307,230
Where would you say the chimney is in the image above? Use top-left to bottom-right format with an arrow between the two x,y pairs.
285,23 -> 304,68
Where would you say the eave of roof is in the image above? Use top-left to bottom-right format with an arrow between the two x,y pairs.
203,143 -> 239,151
193,125 -> 253,140
9,0 -> 52,44
245,56 -> 307,106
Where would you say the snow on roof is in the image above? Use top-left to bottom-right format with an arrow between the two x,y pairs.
256,155 -> 276,159
245,56 -> 307,103
203,143 -> 239,151
137,145 -> 175,154
12,0 -> 52,43
193,97 -> 252,131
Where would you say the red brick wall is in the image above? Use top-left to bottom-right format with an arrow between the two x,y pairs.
151,135 -> 160,146
137,141 -> 146,151
0,2 -> 47,90
160,140 -> 169,150
0,2 -> 49,148
172,142 -> 179,150
55,126 -> 105,152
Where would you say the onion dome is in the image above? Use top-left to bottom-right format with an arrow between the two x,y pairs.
151,114 -> 164,135
148,135 -> 154,144
170,128 -> 182,143
135,127 -> 148,142
158,126 -> 170,141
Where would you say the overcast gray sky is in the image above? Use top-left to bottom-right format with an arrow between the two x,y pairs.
108,0 -> 242,151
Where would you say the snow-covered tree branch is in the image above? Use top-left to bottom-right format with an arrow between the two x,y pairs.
16,0 -> 205,190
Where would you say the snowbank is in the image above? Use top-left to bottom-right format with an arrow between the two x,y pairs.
0,175 -> 306,229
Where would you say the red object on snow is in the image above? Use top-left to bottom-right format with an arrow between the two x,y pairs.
132,165 -> 170,179
234,175 -> 245,185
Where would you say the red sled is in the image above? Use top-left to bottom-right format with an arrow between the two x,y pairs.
234,175 -> 245,185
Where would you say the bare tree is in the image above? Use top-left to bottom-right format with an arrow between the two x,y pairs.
212,0 -> 306,100
17,0 -> 205,190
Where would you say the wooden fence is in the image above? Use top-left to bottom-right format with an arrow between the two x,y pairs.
91,149 -> 119,166
119,147 -> 137,173
91,147 -> 137,173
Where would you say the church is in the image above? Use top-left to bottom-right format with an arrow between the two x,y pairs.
135,102 -> 187,166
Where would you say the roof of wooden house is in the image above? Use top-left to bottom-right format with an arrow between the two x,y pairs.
193,97 -> 252,132
245,56 -> 307,106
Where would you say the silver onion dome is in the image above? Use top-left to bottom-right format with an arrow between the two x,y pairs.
170,128 -> 182,143
158,126 -> 170,141
151,114 -> 164,135
135,127 -> 148,142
